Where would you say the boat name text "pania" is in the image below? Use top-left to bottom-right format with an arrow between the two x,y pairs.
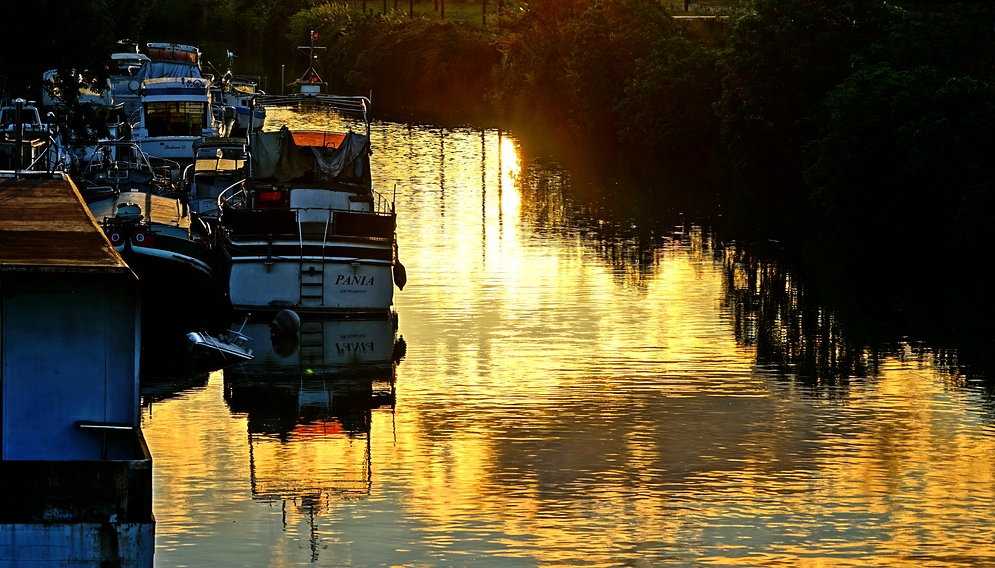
334,275 -> 374,286
335,342 -> 374,356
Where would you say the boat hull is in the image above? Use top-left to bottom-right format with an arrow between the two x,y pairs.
115,233 -> 224,331
228,253 -> 394,316
134,136 -> 199,161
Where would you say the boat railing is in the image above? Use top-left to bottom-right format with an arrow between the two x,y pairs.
20,133 -> 69,173
223,205 -> 394,242
83,142 -> 153,174
252,93 -> 371,136
217,178 -> 250,210
218,182 -> 392,215
372,188 -> 395,216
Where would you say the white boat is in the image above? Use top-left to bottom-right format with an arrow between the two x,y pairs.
218,86 -> 405,316
115,42 -> 204,124
187,318 -> 253,366
130,76 -> 221,162
128,43 -> 222,162
216,71 -> 266,134
106,49 -> 152,119
0,100 -> 70,172
216,34 -> 404,316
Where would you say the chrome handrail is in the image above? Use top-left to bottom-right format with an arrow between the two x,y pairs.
217,179 -> 249,210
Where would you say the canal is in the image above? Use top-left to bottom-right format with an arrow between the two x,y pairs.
141,110 -> 995,566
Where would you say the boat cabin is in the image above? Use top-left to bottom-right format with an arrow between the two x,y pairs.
186,137 -> 249,217
131,76 -> 219,162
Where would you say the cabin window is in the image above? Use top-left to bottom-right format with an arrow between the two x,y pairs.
145,101 -> 206,137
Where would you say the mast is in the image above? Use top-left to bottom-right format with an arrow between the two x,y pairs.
295,30 -> 327,95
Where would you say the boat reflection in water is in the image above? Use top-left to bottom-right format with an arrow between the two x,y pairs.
221,313 -> 403,559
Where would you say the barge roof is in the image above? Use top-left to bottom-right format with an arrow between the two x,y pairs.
0,173 -> 133,274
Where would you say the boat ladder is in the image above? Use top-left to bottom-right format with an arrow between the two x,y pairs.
299,263 -> 324,307
297,212 -> 331,307
299,320 -> 324,369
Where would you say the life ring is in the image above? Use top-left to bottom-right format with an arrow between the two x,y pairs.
134,232 -> 145,243
95,106 -> 111,121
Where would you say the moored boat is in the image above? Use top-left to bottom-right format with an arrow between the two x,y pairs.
187,316 -> 253,367
0,99 -> 70,172
86,189 -> 216,292
130,76 -> 220,163
106,47 -> 152,119
183,136 -> 249,222
218,87 -> 404,317
81,142 -> 226,331
75,139 -> 180,199
216,70 -> 266,135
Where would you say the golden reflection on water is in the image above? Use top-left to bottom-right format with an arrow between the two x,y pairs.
142,113 -> 995,566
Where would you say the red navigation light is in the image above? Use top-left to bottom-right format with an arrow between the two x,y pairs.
312,77 -> 318,83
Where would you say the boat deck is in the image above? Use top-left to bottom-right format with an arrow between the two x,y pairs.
86,191 -> 192,230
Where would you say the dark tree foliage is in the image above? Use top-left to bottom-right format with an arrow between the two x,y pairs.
860,2 -> 995,80
796,2 -> 995,340
285,6 -> 499,119
804,3 -> 995,250
717,0 -> 902,175
0,0 -> 154,144
560,0 -> 675,137
0,0 -> 154,100
489,0 -> 600,129
492,0 -> 676,139
616,36 -> 722,159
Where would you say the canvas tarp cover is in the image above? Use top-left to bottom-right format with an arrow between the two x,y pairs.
250,127 -> 310,183
251,126 -> 371,187
310,131 -> 371,188
137,62 -> 203,80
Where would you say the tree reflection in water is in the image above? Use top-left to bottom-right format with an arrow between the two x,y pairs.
513,149 -> 984,396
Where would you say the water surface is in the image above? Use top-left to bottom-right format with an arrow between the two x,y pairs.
142,112 -> 995,566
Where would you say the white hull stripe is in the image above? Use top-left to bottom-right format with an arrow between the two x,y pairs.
230,256 -> 392,265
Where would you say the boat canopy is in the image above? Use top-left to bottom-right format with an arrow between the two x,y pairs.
141,77 -> 210,98
138,61 -> 203,80
250,126 -> 371,188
